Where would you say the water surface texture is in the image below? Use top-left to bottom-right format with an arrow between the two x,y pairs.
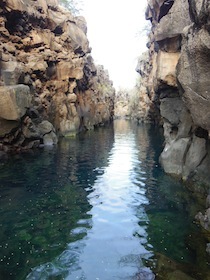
0,120 -> 208,279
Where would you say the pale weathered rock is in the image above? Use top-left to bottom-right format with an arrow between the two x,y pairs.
60,118 -> 80,136
0,85 -> 31,120
156,51 -> 180,87
47,0 -> 58,7
47,6 -> 73,31
64,21 -> 89,54
68,93 -> 77,103
1,60 -> 22,85
134,52 -> 154,122
38,120 -> 54,135
75,16 -> 88,35
195,208 -> 210,231
183,135 -> 207,179
56,60 -> 84,80
160,138 -> 190,175
43,131 -> 58,145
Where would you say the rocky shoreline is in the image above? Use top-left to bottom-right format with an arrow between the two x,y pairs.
135,0 -> 210,236
0,0 -> 115,153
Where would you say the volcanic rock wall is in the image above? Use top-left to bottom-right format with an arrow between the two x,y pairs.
137,0 -> 210,191
0,0 -> 115,152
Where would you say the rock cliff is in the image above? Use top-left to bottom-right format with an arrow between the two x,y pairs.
0,0 -> 115,152
136,0 -> 210,192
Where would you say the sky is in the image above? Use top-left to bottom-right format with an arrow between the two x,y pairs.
82,0 -> 149,89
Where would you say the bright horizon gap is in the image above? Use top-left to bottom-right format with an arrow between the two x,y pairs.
82,0 -> 149,90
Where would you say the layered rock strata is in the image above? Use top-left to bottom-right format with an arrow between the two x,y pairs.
0,0 -> 115,151
137,0 -> 210,191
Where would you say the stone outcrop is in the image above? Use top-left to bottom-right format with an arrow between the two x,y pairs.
135,51 -> 155,123
136,0 -> 210,191
114,53 -> 152,122
114,88 -> 134,119
0,0 -> 115,151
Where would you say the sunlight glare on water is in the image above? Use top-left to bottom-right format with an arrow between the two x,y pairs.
1,120 -> 202,280
27,121 -> 155,280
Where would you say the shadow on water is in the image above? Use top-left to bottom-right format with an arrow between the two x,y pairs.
133,122 -> 210,279
0,120 -> 209,279
0,125 -> 114,279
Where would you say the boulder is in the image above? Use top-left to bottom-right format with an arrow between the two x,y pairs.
195,208 -> 210,231
183,135 -> 207,179
38,120 -> 54,135
48,6 -> 74,31
56,60 -> 84,80
160,138 -> 190,175
160,97 -> 192,143
0,85 -> 31,121
167,270 -> 195,280
43,131 -> 58,145
64,21 -> 89,54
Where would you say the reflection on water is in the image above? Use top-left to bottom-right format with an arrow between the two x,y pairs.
0,120 -> 208,279
26,121 -> 154,280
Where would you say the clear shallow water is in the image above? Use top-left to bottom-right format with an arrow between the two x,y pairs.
0,120 -> 208,279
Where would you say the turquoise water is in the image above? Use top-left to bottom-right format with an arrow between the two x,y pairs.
0,120 -> 208,279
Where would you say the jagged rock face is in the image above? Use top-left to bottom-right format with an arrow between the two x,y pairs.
136,0 -> 191,121
0,0 -> 115,151
177,0 -> 210,132
135,52 -> 153,123
137,0 -> 210,190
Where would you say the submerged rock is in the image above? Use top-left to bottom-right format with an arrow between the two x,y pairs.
195,209 -> 210,231
166,270 -> 195,280
152,252 -> 196,280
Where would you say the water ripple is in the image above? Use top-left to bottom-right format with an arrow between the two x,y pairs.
26,120 -> 155,280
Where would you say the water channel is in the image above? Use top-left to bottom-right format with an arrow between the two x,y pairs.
0,120 -> 209,279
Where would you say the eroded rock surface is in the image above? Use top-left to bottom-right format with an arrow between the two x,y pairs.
137,0 -> 210,192
0,0 -> 115,151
